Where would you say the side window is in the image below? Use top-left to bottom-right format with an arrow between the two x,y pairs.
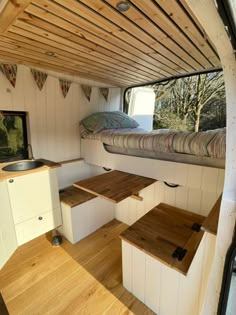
124,71 -> 226,132
0,111 -> 28,162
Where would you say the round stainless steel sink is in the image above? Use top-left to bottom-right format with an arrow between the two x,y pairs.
2,160 -> 45,172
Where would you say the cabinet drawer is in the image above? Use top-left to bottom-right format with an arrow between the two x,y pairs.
15,208 -> 61,246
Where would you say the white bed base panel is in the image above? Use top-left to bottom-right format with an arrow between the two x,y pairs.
122,233 -> 216,315
115,180 -> 223,226
81,139 -> 225,188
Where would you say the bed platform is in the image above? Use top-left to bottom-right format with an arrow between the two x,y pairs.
80,122 -> 226,172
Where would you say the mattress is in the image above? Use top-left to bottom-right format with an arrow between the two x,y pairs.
80,125 -> 226,167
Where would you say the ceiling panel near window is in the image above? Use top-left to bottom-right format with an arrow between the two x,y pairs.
0,0 -> 221,87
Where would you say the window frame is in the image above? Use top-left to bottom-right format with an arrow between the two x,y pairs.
123,68 -> 222,114
0,110 -> 29,162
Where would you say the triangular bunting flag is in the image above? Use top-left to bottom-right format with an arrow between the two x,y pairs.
59,79 -> 72,98
100,88 -> 109,102
81,84 -> 92,102
0,64 -> 17,87
30,69 -> 48,91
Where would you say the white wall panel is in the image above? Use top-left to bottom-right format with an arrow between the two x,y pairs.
0,65 -> 121,163
116,176 -> 223,225
0,65 -> 121,186
122,235 -> 216,315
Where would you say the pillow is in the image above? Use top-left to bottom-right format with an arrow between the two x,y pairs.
80,111 -> 139,133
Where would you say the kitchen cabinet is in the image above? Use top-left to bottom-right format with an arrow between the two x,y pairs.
7,169 -> 61,246
7,170 -> 59,224
0,180 -> 18,269
0,167 -> 62,268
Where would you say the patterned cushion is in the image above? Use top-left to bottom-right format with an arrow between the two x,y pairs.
207,128 -> 226,158
80,111 -> 139,133
173,132 -> 197,155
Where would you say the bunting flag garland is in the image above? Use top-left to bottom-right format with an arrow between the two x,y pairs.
59,79 -> 72,98
81,84 -> 92,102
0,64 -> 17,87
30,69 -> 48,91
100,88 -> 109,102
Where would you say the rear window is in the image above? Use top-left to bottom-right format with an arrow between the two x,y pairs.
124,71 -> 226,132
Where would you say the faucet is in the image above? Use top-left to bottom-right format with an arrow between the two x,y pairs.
26,144 -> 35,160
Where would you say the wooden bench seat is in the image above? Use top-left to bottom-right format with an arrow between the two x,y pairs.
58,186 -> 114,244
60,186 -> 96,207
120,203 -> 206,275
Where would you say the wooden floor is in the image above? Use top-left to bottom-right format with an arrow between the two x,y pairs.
0,220 -> 155,315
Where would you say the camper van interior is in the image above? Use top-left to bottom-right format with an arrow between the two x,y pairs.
0,1 -> 236,314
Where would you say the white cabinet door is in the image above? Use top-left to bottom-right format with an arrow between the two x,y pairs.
0,180 -> 17,269
7,170 -> 54,224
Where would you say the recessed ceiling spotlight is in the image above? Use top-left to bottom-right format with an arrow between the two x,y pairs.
116,1 -> 130,12
45,51 -> 55,56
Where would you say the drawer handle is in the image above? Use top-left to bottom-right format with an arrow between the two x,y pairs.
38,216 -> 43,220
9,179 -> 14,183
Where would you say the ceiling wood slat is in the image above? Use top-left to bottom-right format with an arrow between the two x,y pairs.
0,50 -> 132,86
9,25 -> 161,83
0,52 -> 123,86
154,0 -> 220,66
25,2 -> 176,76
0,44 -> 138,85
0,39 -> 144,85
77,0 -> 202,71
52,0 -> 193,73
129,0 -> 215,68
3,32 -> 154,83
0,0 -> 221,86
13,18 -> 169,79
103,0 -> 205,70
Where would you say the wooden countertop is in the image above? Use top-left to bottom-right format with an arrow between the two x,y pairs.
60,186 -> 96,207
120,203 -> 206,275
0,158 -> 61,181
74,170 -> 156,203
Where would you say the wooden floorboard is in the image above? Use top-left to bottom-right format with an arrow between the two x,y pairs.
0,219 -> 155,315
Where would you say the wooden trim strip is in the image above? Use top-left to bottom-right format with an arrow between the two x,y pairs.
201,194 -> 222,235
130,194 -> 143,201
59,158 -> 84,165
0,0 -> 31,33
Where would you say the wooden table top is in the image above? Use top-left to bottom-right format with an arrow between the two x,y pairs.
120,203 -> 206,275
73,170 -> 156,203
60,186 -> 96,207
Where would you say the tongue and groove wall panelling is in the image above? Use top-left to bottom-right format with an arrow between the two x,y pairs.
0,65 -> 121,182
115,172 -> 224,227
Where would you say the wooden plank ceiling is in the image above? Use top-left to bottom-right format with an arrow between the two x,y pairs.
0,0 -> 221,87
